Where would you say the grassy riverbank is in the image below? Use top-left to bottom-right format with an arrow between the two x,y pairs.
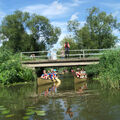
86,49 -> 120,89
0,48 -> 36,85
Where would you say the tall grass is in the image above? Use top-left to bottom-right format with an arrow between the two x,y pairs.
85,49 -> 120,89
0,48 -> 36,85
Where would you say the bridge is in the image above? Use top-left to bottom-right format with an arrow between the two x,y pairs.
21,49 -> 109,68
22,58 -> 99,68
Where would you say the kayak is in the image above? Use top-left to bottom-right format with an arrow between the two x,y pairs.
37,77 -> 61,86
74,76 -> 87,84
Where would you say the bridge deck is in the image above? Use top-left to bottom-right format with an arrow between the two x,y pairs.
22,58 -> 99,68
22,58 -> 99,63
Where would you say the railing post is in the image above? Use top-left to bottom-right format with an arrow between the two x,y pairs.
79,54 -> 81,58
83,50 -> 85,58
20,52 -> 22,61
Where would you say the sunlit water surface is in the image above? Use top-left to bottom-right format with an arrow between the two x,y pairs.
0,73 -> 120,120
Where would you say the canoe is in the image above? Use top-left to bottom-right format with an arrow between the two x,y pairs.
37,77 -> 61,86
74,76 -> 87,84
58,72 -> 64,75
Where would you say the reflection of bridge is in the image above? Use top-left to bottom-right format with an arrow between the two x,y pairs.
21,49 -> 110,68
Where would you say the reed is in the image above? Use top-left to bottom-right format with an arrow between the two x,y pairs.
85,49 -> 120,89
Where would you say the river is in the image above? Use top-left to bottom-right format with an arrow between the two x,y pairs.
0,73 -> 120,120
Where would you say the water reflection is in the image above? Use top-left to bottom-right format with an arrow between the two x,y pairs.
74,82 -> 87,94
66,106 -> 73,119
37,81 -> 61,97
0,74 -> 120,120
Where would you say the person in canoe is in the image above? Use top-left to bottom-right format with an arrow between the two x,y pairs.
80,68 -> 87,78
47,71 -> 51,79
48,69 -> 56,81
49,69 -> 61,83
76,68 -> 80,78
71,69 -> 75,73
41,70 -> 48,79
52,70 -> 57,80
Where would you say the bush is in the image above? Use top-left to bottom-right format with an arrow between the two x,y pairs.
0,48 -> 36,85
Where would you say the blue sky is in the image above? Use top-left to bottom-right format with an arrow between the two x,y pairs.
0,0 -> 120,48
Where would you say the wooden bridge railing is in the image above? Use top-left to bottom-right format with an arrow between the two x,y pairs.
21,49 -> 113,61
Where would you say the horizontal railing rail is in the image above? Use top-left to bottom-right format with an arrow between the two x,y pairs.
69,49 -> 112,51
21,48 -> 115,61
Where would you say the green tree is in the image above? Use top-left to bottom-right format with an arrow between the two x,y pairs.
60,36 -> 78,50
67,7 -> 119,49
57,36 -> 78,57
0,11 -> 61,52
67,20 -> 80,35
76,25 -> 94,49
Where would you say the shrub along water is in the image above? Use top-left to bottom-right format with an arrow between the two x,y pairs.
85,49 -> 120,89
0,48 -> 36,85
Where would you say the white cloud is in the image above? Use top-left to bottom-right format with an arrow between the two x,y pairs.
42,1 -> 68,16
21,1 -> 68,18
22,1 -> 68,18
21,0 -> 87,18
70,12 -> 79,20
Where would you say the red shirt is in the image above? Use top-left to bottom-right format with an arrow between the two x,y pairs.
65,43 -> 70,48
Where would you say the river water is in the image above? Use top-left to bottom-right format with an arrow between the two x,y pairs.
0,73 -> 120,120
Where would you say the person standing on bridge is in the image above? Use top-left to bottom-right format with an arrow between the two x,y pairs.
64,42 -> 70,58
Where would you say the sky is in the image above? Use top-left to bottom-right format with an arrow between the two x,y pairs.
0,0 -> 120,48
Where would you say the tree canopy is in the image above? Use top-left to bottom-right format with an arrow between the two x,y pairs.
67,7 -> 120,49
60,36 -> 78,50
0,11 -> 61,52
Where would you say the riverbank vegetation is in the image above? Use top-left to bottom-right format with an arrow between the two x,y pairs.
85,49 -> 120,89
0,48 -> 36,85
0,10 -> 61,85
